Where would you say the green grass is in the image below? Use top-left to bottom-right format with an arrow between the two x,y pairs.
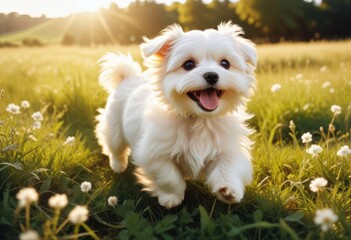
0,41 -> 351,239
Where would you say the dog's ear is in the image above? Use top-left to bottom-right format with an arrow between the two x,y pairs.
141,24 -> 184,59
218,22 -> 257,68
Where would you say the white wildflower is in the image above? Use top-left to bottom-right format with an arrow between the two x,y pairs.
19,230 -> 40,240
64,136 -> 75,145
320,65 -> 328,73
108,196 -> 118,206
271,83 -> 282,92
21,100 -> 31,109
80,181 -> 92,193
337,145 -> 351,157
322,81 -> 330,89
48,193 -> 68,209
31,111 -> 44,122
28,134 -> 37,142
16,187 -> 39,208
6,103 -> 21,115
329,88 -> 335,94
331,105 -> 341,115
306,144 -> 323,157
314,208 -> 338,232
295,73 -> 304,79
289,120 -> 295,131
301,132 -> 313,143
68,205 -> 89,224
32,121 -> 41,130
309,177 -> 328,192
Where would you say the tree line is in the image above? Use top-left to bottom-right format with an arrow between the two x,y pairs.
1,0 -> 351,45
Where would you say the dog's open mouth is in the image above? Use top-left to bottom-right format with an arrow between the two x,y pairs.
187,88 -> 224,112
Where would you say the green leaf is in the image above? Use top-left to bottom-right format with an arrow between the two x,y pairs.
284,211 -> 304,222
279,219 -> 300,240
155,215 -> 177,234
253,209 -> 263,222
228,227 -> 242,236
199,206 -> 210,231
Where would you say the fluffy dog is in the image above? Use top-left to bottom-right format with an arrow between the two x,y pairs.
96,22 -> 257,208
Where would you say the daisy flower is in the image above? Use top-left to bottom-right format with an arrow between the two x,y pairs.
6,103 -> 21,114
32,121 -> 42,130
309,177 -> 328,192
64,136 -> 75,145
314,208 -> 338,232
337,145 -> 351,157
306,144 -> 322,157
31,111 -> 44,122
301,132 -> 312,143
21,100 -> 31,109
331,105 -> 341,115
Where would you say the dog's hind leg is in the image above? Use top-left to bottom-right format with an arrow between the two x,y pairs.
96,99 -> 129,173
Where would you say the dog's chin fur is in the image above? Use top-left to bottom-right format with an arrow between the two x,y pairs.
95,22 -> 257,208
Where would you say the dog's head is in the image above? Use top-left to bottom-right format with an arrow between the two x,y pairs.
141,22 -> 257,117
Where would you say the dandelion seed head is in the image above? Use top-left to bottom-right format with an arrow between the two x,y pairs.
16,187 -> 39,208
306,144 -> 323,157
6,103 -> 21,115
68,205 -> 89,225
314,208 -> 338,232
108,196 -> 118,206
31,112 -> 44,122
21,100 -> 30,109
48,193 -> 68,209
331,105 -> 341,115
19,230 -> 40,240
271,83 -> 282,92
80,181 -> 92,193
32,121 -> 41,130
309,177 -> 328,192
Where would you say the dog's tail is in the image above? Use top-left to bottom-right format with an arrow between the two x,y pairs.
98,53 -> 142,93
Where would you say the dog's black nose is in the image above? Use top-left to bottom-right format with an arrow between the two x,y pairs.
203,72 -> 219,85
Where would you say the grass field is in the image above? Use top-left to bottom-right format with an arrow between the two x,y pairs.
0,41 -> 351,239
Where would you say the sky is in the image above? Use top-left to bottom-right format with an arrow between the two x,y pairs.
0,0 -> 187,18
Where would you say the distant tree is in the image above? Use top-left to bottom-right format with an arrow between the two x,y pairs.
317,0 -> 351,38
177,0 -> 212,30
22,37 -> 43,47
236,0 -> 316,41
62,33 -> 75,45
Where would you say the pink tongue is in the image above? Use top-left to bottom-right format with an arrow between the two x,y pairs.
199,89 -> 219,111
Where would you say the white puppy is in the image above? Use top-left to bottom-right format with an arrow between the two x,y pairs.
96,22 -> 257,208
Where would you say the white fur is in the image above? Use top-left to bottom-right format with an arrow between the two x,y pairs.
96,22 -> 257,208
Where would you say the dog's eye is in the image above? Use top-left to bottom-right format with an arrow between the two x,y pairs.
182,60 -> 196,71
220,59 -> 230,70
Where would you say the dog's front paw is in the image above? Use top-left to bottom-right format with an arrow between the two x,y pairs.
215,186 -> 243,204
157,192 -> 184,209
109,156 -> 128,173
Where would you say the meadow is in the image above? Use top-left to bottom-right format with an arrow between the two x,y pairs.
0,40 -> 351,239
